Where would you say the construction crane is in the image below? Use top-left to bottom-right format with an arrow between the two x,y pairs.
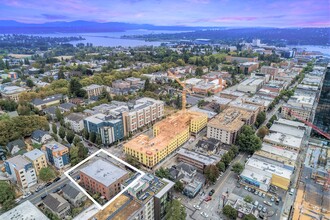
288,110 -> 330,140
167,71 -> 193,111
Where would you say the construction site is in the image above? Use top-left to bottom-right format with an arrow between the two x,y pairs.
124,110 -> 207,168
292,138 -> 330,220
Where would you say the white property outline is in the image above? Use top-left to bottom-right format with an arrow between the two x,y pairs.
64,149 -> 145,210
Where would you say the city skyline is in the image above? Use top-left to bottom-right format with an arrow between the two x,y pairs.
0,0 -> 329,27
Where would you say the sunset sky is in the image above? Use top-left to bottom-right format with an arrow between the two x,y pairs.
0,0 -> 329,27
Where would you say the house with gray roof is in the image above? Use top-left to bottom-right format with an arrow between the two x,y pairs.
58,102 -> 76,112
6,139 -> 26,155
31,130 -> 52,144
62,182 -> 87,207
64,113 -> 86,133
43,193 -> 71,219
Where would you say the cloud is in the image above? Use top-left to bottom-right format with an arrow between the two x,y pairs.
41,14 -> 69,20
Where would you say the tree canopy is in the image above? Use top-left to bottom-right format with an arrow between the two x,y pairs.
0,181 -> 15,211
204,164 -> 219,183
232,162 -> 244,174
164,199 -> 186,220
39,167 -> 56,182
223,205 -> 238,220
236,125 -> 262,154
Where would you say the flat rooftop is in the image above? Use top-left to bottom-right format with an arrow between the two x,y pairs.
92,194 -> 141,220
83,84 -> 103,90
80,159 -> 128,187
6,155 -> 31,170
207,107 -> 253,132
205,95 -> 232,105
255,143 -> 298,164
241,168 -> 271,185
124,110 -> 206,155
229,100 -> 260,112
246,157 -> 293,179
177,148 -> 220,165
0,200 -> 49,220
24,149 -> 45,161
239,77 -> 264,86
44,141 -> 68,152
264,132 -> 303,149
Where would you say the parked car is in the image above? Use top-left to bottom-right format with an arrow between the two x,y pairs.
41,195 -> 47,200
254,200 -> 259,207
262,193 -> 266,198
209,189 -> 215,196
258,191 -> 263,197
53,177 -> 61,182
264,201 -> 272,206
22,192 -> 32,199
193,205 -> 201,210
60,184 -> 67,189
251,188 -> 256,193
201,212 -> 209,218
289,188 -> 295,195
247,187 -> 252,192
254,190 -> 259,195
204,196 -> 212,202
15,198 -> 21,203
275,198 -> 280,205
262,207 -> 267,213
53,187 -> 61,193
270,196 -> 275,202
244,186 -> 248,190
45,182 -> 52,187
258,204 -> 263,211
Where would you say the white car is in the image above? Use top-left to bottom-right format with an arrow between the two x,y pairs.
201,212 -> 209,218
193,205 -> 201,210
22,192 -> 32,199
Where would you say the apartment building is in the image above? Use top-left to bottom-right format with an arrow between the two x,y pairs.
64,113 -> 86,133
239,62 -> 259,74
124,110 -> 207,168
82,84 -> 106,98
228,101 -> 261,124
23,149 -> 47,175
79,159 -> 129,200
92,174 -> 174,220
260,66 -> 279,77
0,201 -> 49,220
225,56 -> 258,63
4,155 -> 37,188
84,113 -> 124,145
207,107 -> 253,144
0,85 -> 26,101
44,141 -> 70,169
122,98 -> 164,136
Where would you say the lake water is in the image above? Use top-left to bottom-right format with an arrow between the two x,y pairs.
30,30 -> 180,47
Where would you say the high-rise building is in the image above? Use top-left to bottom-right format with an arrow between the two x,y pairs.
314,64 -> 330,133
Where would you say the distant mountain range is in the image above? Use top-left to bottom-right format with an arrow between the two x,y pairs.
0,20 -> 210,34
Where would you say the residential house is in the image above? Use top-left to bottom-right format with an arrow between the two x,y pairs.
64,113 -> 86,133
58,102 -> 76,113
44,141 -> 70,169
31,130 -> 52,144
43,193 -> 71,219
6,139 -> 26,155
62,182 -> 87,207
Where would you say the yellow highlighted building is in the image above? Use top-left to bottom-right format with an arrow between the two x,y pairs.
124,110 -> 207,168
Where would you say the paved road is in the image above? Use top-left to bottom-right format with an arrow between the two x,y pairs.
179,153 -> 247,220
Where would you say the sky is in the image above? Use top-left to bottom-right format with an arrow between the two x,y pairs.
0,0 -> 329,27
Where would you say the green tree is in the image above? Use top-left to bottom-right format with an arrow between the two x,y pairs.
95,134 -> 102,145
55,108 -> 63,121
223,205 -> 238,220
26,79 -> 35,88
99,88 -> 111,101
73,135 -> 81,146
174,181 -> 184,192
257,126 -> 269,138
230,145 -> 239,156
89,132 -> 96,143
236,125 -> 262,153
216,161 -> 226,172
52,123 -> 58,134
195,67 -> 203,76
39,167 -> 56,182
165,199 -> 186,220
70,142 -> 88,165
155,167 -> 170,179
57,70 -> 65,79
144,78 -> 151,91
232,162 -> 244,174
204,164 -> 219,183
221,153 -> 232,168
69,78 -> 86,98
58,126 -> 66,139
83,128 -> 90,140
255,111 -> 266,128
244,195 -> 253,203
125,155 -> 140,169
243,213 -> 257,220
0,181 -> 15,211
66,130 -> 75,144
